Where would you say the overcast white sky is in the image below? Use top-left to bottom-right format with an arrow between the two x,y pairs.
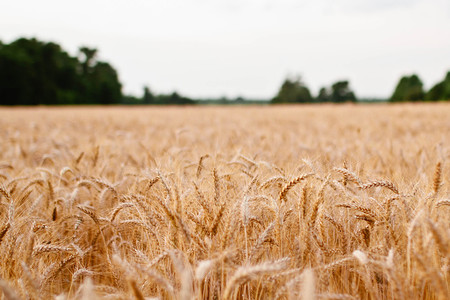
1,0 -> 450,99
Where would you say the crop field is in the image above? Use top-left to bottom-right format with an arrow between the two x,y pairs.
0,104 -> 448,300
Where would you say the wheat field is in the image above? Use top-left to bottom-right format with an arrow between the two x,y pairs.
0,104 -> 448,300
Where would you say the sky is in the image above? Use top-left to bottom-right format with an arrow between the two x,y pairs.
1,0 -> 450,99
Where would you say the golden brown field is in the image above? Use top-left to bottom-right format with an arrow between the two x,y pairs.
0,104 -> 448,300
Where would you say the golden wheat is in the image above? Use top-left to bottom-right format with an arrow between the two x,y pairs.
0,104 -> 448,299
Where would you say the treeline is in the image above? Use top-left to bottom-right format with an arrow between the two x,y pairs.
0,37 -> 195,105
272,72 -> 450,104
122,87 -> 194,105
272,77 -> 356,103
0,37 -> 449,105
391,73 -> 450,102
0,38 -> 122,105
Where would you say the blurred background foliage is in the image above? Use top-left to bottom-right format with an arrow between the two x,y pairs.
0,38 -> 121,105
0,37 -> 449,105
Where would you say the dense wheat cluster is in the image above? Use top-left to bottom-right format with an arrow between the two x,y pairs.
0,104 -> 448,300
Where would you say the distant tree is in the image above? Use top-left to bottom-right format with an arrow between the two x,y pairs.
78,47 -> 122,104
391,74 -> 424,102
316,87 -> 330,102
314,81 -> 356,103
425,71 -> 450,101
143,86 -> 154,104
0,38 -> 80,105
330,80 -> 356,102
79,47 -> 98,74
167,92 -> 194,104
121,94 -> 142,105
272,76 -> 312,103
0,38 -> 122,105
155,91 -> 194,105
442,71 -> 450,99
426,82 -> 445,101
235,96 -> 245,103
88,62 -> 122,104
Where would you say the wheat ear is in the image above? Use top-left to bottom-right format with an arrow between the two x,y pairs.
360,180 -> 399,194
432,162 -> 442,195
277,173 -> 313,203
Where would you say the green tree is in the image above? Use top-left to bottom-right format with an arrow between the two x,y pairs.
79,47 -> 98,75
425,71 -> 450,101
0,38 -> 80,105
77,47 -> 122,104
316,87 -> 330,102
143,86 -> 154,104
426,82 -> 445,101
314,81 -> 356,103
0,38 -> 122,105
391,74 -> 424,102
442,72 -> 450,99
88,62 -> 122,104
272,76 -> 312,103
157,92 -> 194,105
330,80 -> 356,103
